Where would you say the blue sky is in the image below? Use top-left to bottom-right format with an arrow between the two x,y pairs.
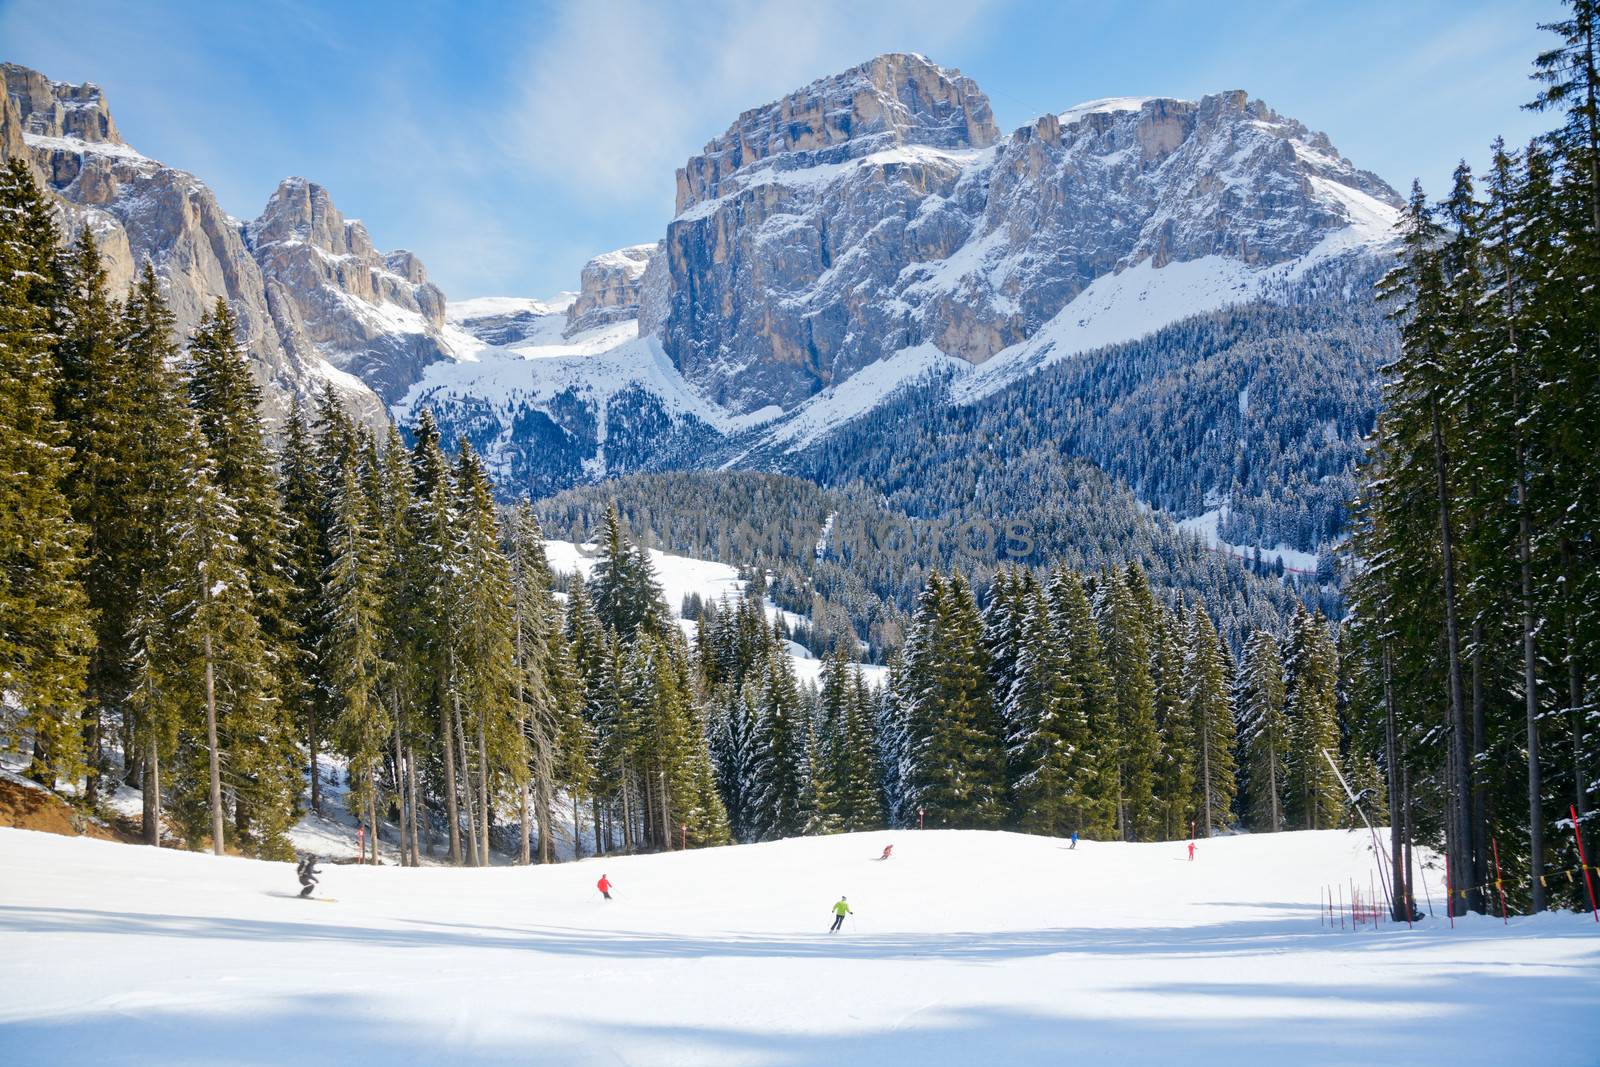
1,0 -> 1564,298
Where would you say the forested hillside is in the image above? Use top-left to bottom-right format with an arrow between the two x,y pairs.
537,469 -> 1312,661
775,282 -> 1392,565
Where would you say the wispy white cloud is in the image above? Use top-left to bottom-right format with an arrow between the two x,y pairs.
502,0 -> 1007,209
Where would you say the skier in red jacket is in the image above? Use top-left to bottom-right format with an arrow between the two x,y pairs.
878,844 -> 893,861
597,874 -> 613,900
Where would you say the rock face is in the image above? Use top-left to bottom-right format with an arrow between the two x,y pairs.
565,243 -> 657,335
662,53 -> 999,412
660,56 -> 1401,414
246,178 -> 451,404
0,63 -> 455,429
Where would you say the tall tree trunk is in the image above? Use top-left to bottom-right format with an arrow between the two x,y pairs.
453,689 -> 479,866
203,630 -> 224,856
1200,713 -> 1213,837
440,662 -> 461,865
1403,761 -> 1416,920
537,777 -> 554,864
1267,738 -> 1281,833
1383,643 -> 1406,920
620,761 -> 634,852
1429,394 -> 1475,912
520,780 -> 532,865
82,700 -> 101,806
309,701 -> 321,817
477,719 -> 491,863
391,718 -> 409,867
407,746 -> 423,865
143,733 -> 161,848
573,793 -> 584,860
1516,413 -> 1545,912
1471,624 -> 1488,897
1564,541 -> 1588,819
660,768 -> 673,851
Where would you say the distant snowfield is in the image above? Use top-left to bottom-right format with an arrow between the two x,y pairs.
542,541 -> 888,689
0,827 -> 1593,1066
1175,507 -> 1321,575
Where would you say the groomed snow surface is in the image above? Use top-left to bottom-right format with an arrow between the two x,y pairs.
1,827 -> 1594,1066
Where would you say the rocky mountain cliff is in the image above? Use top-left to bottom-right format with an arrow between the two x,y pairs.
658,54 -> 1399,414
0,62 -> 457,428
5,53 -> 1401,567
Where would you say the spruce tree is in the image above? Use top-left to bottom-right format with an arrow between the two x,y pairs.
1185,606 -> 1236,837
0,159 -> 91,786
1284,607 -> 1342,830
1236,629 -> 1289,832
322,448 -> 389,860
1046,567 -> 1116,839
1095,570 -> 1160,839
279,398 -> 328,815
116,265 -> 190,841
1004,587 -> 1089,836
746,645 -> 808,840
147,413 -> 278,854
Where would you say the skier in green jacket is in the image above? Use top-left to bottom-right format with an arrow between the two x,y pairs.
829,896 -> 852,932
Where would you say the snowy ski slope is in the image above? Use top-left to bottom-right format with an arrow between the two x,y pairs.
0,827 -> 1594,1066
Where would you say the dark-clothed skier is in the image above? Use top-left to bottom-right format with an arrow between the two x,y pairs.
829,896 -> 852,932
296,855 -> 321,898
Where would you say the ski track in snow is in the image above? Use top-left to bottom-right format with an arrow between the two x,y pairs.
0,827 -> 1593,1066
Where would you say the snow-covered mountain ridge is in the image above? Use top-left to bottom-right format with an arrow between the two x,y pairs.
0,63 -> 470,428
5,54 -> 1398,543
397,53 -> 1399,506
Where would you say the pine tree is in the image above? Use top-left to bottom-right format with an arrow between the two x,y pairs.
1184,606 -> 1236,837
817,645 -> 885,832
186,299 -> 297,844
147,413 -> 278,854
1004,587 -> 1089,835
407,410 -> 468,863
898,573 -> 1004,828
1284,607 -> 1342,831
1095,570 -> 1159,839
322,448 -> 389,859
1150,600 -> 1196,840
590,503 -> 668,642
116,264 -> 190,843
452,443 -> 519,865
508,503 -> 558,863
279,398 -> 328,816
1236,629 -> 1289,832
0,159 -> 91,786
1046,567 -> 1116,838
746,646 -> 808,840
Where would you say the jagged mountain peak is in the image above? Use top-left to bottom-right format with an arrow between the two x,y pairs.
2,62 -> 121,145
675,51 -> 998,214
1,62 -> 455,429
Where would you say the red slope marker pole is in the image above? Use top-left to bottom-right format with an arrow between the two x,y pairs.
1491,837 -> 1508,925
1573,804 -> 1599,924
